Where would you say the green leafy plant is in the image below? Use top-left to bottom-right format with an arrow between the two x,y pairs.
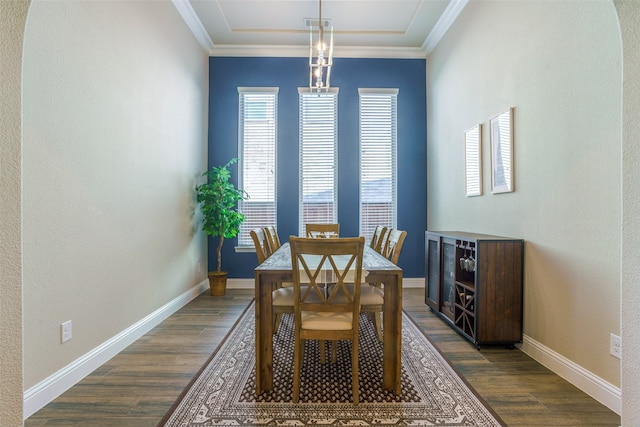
195,158 -> 248,273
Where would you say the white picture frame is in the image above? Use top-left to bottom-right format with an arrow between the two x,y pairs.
464,124 -> 482,196
490,108 -> 514,193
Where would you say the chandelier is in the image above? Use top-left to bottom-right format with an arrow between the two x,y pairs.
308,0 -> 333,94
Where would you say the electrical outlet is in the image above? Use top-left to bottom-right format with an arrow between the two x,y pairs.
61,320 -> 72,343
610,333 -> 621,359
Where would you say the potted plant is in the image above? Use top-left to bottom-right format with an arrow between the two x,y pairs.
195,158 -> 248,295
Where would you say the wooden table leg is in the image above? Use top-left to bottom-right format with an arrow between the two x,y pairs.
255,273 -> 274,394
382,271 -> 402,394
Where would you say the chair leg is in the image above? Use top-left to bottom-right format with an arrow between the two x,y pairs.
352,340 -> 359,405
319,340 -> 327,364
331,341 -> 338,363
293,337 -> 303,403
373,312 -> 383,342
273,313 -> 283,333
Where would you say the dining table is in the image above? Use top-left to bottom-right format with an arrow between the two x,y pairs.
254,241 -> 403,395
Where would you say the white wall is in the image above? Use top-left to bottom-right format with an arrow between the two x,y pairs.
617,1 -> 640,424
3,1 -> 640,425
22,0 -> 208,391
0,2 -> 29,426
427,0 -> 622,402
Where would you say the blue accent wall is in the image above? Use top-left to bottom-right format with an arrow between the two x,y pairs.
208,57 -> 426,278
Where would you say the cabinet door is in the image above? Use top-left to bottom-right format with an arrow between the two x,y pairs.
425,233 -> 440,310
440,238 -> 456,321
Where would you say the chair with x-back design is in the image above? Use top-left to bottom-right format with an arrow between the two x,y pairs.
369,226 -> 388,253
381,229 -> 407,264
305,223 -> 340,238
361,229 -> 407,341
263,226 -> 281,254
250,227 -> 272,264
289,236 -> 365,404
262,226 -> 294,333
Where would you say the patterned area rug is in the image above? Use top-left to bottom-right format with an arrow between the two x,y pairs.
159,301 -> 506,426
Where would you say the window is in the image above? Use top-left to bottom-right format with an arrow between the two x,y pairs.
237,87 -> 278,246
298,88 -> 338,236
359,89 -> 398,243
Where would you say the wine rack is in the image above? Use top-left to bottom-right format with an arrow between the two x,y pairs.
425,231 -> 524,349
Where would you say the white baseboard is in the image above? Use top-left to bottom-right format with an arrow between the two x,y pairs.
230,277 -> 620,414
24,275 -> 422,418
375,278 -> 621,415
23,280 -> 209,420
519,334 -> 621,415
227,277 -> 426,289
29,278 -> 618,421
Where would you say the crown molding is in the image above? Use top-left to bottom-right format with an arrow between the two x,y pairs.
173,0 -> 465,59
210,44 -> 426,59
172,0 -> 214,52
422,0 -> 469,56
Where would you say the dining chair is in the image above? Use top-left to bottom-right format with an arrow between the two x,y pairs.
305,223 -> 340,238
369,226 -> 388,253
263,226 -> 291,333
361,228 -> 408,341
263,225 -> 281,253
381,229 -> 407,264
289,236 -> 365,404
303,223 -> 340,313
252,227 -> 293,333
250,227 -> 272,264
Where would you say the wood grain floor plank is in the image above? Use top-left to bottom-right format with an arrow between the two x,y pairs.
25,288 -> 620,426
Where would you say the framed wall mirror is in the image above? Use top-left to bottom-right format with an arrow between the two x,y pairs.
464,124 -> 482,196
490,108 -> 514,193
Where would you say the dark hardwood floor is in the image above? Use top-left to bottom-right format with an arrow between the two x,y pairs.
25,288 -> 620,426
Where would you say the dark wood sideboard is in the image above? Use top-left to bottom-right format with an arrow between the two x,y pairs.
425,231 -> 524,349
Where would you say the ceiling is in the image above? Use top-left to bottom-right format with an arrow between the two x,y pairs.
174,0 -> 468,58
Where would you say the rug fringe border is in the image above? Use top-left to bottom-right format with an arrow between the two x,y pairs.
159,300 -> 507,427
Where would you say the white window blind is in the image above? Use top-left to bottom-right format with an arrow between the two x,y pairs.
238,87 -> 278,246
298,88 -> 338,236
359,89 -> 398,244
